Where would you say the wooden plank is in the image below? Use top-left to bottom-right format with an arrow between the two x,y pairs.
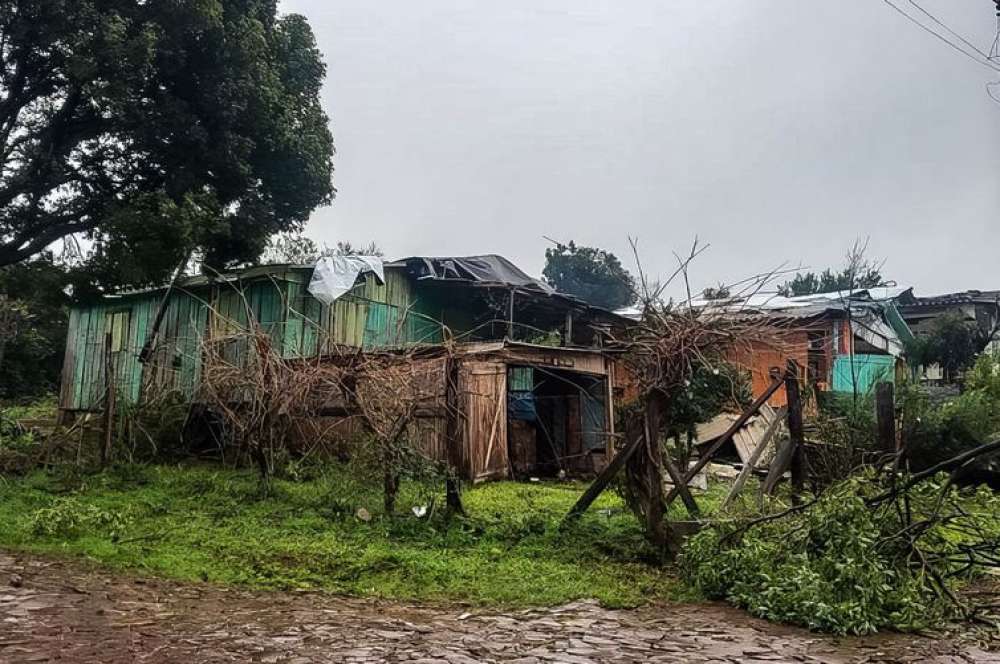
73,307 -> 90,410
665,369 -> 786,507
662,452 -> 700,517
564,431 -> 646,522
83,304 -> 105,410
101,332 -> 115,468
481,388 -> 505,473
58,308 -> 80,410
720,406 -> 786,509
70,307 -> 89,409
762,434 -> 795,496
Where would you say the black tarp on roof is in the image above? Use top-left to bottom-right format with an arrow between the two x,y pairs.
386,255 -> 555,293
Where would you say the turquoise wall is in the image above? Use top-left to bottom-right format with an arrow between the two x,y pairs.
832,354 -> 896,394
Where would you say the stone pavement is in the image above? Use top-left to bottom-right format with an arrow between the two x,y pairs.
0,553 -> 997,663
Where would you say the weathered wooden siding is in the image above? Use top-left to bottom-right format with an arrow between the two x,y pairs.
459,361 -> 508,481
59,267 -> 447,412
60,289 -> 211,412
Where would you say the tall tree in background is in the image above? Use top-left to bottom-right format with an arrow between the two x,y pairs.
0,0 -> 334,290
542,241 -> 637,310
778,240 -> 887,297
261,233 -> 382,263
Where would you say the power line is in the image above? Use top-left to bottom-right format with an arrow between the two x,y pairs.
905,0 -> 992,60
881,0 -> 1000,73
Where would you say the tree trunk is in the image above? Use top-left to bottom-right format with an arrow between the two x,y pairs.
621,396 -> 679,559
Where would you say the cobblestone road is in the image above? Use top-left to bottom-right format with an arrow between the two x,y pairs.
0,553 -> 997,663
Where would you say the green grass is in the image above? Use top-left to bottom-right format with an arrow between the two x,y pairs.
0,463 -> 727,608
0,394 -> 58,421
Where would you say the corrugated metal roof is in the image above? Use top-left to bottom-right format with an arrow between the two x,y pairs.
901,289 -> 1000,308
689,286 -> 908,315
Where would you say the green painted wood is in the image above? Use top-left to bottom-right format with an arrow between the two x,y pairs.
130,297 -> 153,402
60,265 -> 488,411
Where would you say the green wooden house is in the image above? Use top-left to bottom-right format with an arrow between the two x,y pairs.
58,255 -> 622,418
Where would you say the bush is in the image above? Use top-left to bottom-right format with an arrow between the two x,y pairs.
0,411 -> 38,474
899,356 -> 1000,473
27,498 -> 133,540
808,392 -> 880,485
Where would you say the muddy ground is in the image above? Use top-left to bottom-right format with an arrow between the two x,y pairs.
0,553 -> 997,663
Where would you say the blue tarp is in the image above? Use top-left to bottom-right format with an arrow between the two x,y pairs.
508,391 -> 537,421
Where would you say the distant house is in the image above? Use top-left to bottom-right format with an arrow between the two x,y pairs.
692,288 -> 914,406
894,289 -> 1000,383
57,255 -> 631,480
895,289 -> 1000,338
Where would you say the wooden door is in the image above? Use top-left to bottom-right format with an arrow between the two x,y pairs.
460,361 -> 508,481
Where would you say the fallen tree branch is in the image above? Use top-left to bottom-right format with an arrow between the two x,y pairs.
866,439 -> 1000,507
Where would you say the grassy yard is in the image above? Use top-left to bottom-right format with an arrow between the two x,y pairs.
0,463 -> 728,607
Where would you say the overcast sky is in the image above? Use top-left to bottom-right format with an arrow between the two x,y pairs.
279,0 -> 999,298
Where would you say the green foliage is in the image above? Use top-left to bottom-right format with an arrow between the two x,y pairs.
905,314 -> 985,382
0,402 -> 47,473
679,477 -> 1000,635
701,285 -> 731,300
778,267 -> 885,297
542,242 -> 637,311
663,363 -> 751,440
898,355 -> 1000,471
778,242 -> 885,297
964,350 -> 1000,400
0,257 -> 69,399
0,413 -> 35,451
0,464 -> 678,607
809,392 -> 879,484
261,233 -> 383,264
27,498 -> 133,540
0,0 -> 334,287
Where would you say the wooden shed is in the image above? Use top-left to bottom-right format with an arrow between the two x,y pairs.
346,342 -> 620,481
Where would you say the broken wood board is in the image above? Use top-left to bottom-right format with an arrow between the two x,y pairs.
694,404 -> 784,471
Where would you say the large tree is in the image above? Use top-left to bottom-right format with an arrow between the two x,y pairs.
542,241 -> 636,310
0,0 -> 334,288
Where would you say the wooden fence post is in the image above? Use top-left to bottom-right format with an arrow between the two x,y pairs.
876,381 -> 896,454
785,360 -> 805,503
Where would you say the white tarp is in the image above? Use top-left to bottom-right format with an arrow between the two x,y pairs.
308,255 -> 384,306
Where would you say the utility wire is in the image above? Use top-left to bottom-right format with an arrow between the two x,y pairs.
905,0 -> 993,60
881,0 -> 1000,72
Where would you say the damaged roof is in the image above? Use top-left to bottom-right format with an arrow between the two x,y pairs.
895,288 -> 1000,308
689,287 -> 913,356
688,287 -> 908,319
385,255 -> 555,293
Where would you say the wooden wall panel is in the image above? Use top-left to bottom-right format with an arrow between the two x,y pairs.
459,361 -> 508,481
